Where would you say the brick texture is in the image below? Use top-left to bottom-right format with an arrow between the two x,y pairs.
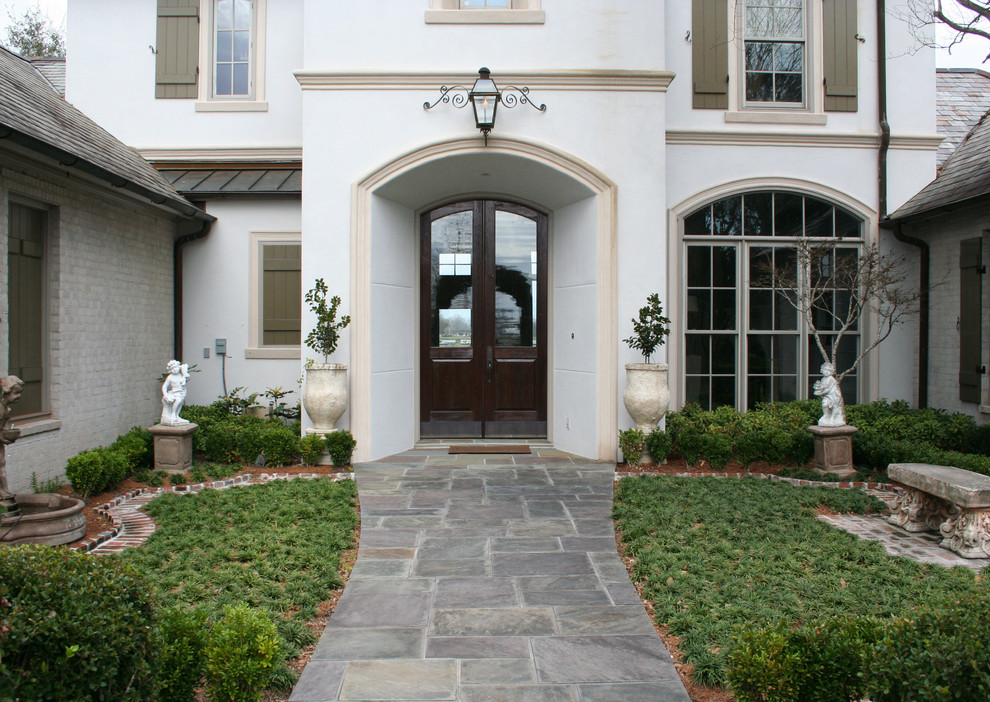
1,155 -> 177,493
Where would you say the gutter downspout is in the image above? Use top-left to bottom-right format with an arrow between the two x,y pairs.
174,210 -> 213,360
877,0 -> 929,407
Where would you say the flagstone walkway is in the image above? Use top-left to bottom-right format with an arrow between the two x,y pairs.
289,449 -> 691,702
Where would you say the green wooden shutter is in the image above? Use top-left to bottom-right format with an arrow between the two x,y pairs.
823,0 -> 858,112
692,0 -> 729,110
7,204 -> 45,416
262,244 -> 302,346
156,0 -> 199,99
959,237 -> 985,403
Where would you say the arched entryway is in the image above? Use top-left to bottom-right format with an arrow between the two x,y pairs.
420,199 -> 548,438
349,137 -> 618,462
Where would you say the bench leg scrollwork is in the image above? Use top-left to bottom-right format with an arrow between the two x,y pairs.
888,488 -> 953,533
939,508 -> 990,559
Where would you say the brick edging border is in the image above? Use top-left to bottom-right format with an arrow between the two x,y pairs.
614,469 -> 898,493
71,472 -> 354,554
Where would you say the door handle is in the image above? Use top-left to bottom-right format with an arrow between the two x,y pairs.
487,346 -> 494,378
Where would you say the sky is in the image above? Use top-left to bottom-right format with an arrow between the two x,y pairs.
0,0 -> 988,69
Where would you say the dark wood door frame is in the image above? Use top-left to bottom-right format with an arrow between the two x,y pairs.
420,200 -> 548,438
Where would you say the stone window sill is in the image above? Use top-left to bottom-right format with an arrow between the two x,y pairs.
196,100 -> 269,113
425,9 -> 545,23
11,417 -> 61,437
725,111 -> 828,126
245,347 -> 301,360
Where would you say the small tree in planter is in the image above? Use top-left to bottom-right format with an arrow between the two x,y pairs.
303,279 -> 352,434
622,294 -> 672,463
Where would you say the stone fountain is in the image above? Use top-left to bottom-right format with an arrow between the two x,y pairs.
0,375 -> 86,545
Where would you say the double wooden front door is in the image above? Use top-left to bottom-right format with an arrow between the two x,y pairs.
420,200 -> 548,438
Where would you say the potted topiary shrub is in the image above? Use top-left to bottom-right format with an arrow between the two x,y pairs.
302,278 -> 351,435
622,293 -> 671,463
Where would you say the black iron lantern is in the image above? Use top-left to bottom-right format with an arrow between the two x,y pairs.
424,67 -> 546,145
469,68 -> 500,136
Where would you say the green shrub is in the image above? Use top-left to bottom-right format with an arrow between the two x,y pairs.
299,433 -> 326,466
761,427 -> 794,466
29,472 -> 61,493
158,606 -> 209,702
645,427 -> 673,463
0,545 -> 160,701
727,625 -> 803,702
133,467 -> 151,483
110,426 -> 154,472
618,428 -> 647,465
963,422 -> 990,457
170,472 -> 187,487
190,465 -> 207,483
325,429 -> 357,467
676,426 -> 706,466
204,462 -> 237,480
260,424 -> 300,467
734,430 -> 766,467
701,431 -> 734,470
728,617 -> 884,702
149,469 -> 166,487
204,604 -> 282,702
65,446 -> 130,497
236,421 -> 266,464
202,420 -> 241,463
869,590 -> 990,702
790,429 -> 815,465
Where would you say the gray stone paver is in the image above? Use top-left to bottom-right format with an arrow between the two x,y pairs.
291,450 -> 690,702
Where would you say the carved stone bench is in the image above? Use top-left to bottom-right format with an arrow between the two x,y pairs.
887,463 -> 990,559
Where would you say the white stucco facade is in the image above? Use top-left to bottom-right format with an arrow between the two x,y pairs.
63,0 -> 943,462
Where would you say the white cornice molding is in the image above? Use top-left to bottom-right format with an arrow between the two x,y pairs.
137,147 -> 303,163
294,70 -> 675,92
666,129 -> 944,151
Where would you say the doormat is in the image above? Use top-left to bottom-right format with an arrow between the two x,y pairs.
449,445 -> 532,455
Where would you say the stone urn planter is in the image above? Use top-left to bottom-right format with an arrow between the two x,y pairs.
303,363 -> 349,433
623,363 -> 670,432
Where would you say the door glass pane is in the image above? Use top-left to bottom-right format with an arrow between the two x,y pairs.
431,210 -> 474,348
494,210 -> 537,347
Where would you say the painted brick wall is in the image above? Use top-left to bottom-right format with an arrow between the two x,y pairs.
1,155 -> 177,493
904,204 -> 990,424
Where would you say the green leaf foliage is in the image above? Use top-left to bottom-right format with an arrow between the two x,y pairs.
110,426 -> 154,472
120,478 -> 358,673
304,278 -> 351,362
645,428 -> 673,463
158,606 -> 209,702
623,293 -> 671,363
613,476 -> 982,687
618,428 -> 646,465
65,446 -> 130,497
0,545 -> 160,701
325,429 -> 357,467
3,5 -> 64,57
299,432 -> 326,466
204,604 -> 281,702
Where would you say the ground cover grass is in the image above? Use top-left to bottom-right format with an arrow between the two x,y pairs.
613,476 -> 984,688
118,477 -> 358,689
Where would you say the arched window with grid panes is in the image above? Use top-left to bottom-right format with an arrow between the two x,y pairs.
682,191 -> 863,410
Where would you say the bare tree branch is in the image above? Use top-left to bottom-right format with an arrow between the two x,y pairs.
902,0 -> 990,62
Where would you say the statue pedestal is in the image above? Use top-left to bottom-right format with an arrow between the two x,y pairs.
807,425 -> 858,478
149,423 -> 198,474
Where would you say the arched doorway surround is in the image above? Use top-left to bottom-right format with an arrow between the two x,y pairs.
349,137 -> 617,462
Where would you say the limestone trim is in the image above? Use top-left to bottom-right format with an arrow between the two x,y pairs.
666,177 -> 880,412
349,136 -> 617,463
9,417 -> 61,438
665,130 -> 944,151
425,9 -> 545,23
295,70 -> 675,93
138,147 -> 302,163
195,100 -> 269,112
724,111 -> 828,125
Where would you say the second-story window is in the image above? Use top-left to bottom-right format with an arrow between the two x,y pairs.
214,0 -> 253,97
743,0 -> 805,106
461,0 -> 511,6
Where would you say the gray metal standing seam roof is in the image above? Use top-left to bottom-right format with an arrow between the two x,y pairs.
159,168 -> 302,196
0,47 -> 206,219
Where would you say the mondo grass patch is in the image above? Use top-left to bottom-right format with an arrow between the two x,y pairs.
613,476 -> 983,688
119,478 -> 357,663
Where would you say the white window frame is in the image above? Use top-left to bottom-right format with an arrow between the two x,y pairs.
677,190 -> 868,412
725,0 -> 825,123
196,0 -> 268,112
426,0 -> 544,24
246,231 -> 301,359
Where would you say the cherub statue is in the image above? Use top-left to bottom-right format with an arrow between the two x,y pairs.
1,375 -> 25,501
813,362 -> 845,427
161,360 -> 190,425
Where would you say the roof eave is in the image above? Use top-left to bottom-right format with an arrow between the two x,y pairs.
0,124 -> 215,223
